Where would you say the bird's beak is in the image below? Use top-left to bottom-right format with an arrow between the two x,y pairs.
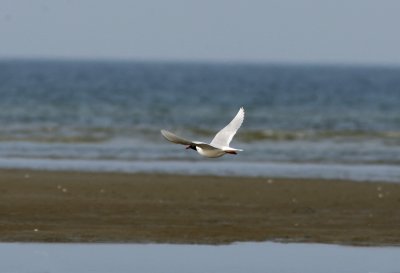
186,145 -> 191,149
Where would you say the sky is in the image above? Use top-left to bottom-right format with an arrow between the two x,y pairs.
1,0 -> 400,65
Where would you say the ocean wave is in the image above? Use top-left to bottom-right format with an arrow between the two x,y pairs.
0,128 -> 111,143
0,127 -> 400,144
186,128 -> 400,143
239,130 -> 400,142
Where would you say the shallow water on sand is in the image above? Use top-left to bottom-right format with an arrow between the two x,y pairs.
1,242 -> 400,273
1,157 -> 400,182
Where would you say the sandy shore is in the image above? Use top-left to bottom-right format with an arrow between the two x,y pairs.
0,169 -> 399,245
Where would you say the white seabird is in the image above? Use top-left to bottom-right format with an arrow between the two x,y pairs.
161,107 -> 245,158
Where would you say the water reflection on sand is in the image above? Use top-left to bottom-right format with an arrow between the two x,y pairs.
1,158 -> 400,182
1,242 -> 400,273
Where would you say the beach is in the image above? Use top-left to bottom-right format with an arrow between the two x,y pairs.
1,169 -> 399,246
1,61 -> 400,248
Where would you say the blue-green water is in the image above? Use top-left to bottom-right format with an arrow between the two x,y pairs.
0,60 -> 399,180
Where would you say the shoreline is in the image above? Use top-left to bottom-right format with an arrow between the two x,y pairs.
0,158 -> 399,183
0,169 -> 399,246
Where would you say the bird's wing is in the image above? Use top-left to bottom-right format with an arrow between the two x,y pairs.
161,129 -> 193,145
195,143 -> 222,151
210,107 -> 245,148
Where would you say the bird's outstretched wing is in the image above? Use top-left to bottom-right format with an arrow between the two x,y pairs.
195,143 -> 221,151
161,129 -> 193,145
210,107 -> 245,148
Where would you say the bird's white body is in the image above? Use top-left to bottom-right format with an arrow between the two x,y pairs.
194,144 -> 232,158
196,146 -> 225,158
161,107 -> 245,158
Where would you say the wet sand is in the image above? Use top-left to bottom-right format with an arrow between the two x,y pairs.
0,169 -> 399,245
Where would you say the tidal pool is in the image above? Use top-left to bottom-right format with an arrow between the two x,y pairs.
1,242 -> 400,273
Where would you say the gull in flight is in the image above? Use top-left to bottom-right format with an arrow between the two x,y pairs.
161,107 -> 245,158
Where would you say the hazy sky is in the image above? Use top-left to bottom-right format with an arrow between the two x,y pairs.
1,0 -> 400,65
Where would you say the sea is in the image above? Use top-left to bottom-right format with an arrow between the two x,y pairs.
1,59 -> 400,182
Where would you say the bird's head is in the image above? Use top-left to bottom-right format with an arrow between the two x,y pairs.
186,144 -> 196,151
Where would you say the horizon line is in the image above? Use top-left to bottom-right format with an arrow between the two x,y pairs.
1,55 -> 400,69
